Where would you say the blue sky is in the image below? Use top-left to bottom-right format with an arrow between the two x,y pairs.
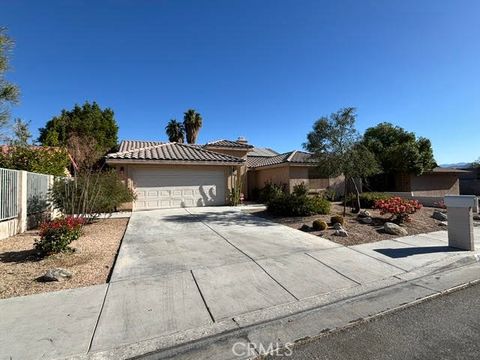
2,0 -> 479,163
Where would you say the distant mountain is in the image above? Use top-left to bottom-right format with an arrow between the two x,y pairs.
440,162 -> 472,169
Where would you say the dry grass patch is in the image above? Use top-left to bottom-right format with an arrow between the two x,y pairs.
0,218 -> 128,299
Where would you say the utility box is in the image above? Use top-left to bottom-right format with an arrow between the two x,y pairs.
444,195 -> 476,251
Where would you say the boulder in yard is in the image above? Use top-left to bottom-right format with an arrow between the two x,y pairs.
299,224 -> 310,232
333,224 -> 348,237
473,214 -> 480,221
384,222 -> 408,236
358,210 -> 371,218
359,216 -> 373,224
334,227 -> 348,237
333,222 -> 343,230
40,268 -> 73,282
439,221 -> 448,227
432,210 -> 448,221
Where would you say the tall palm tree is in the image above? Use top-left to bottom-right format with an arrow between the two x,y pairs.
183,109 -> 203,144
165,119 -> 185,143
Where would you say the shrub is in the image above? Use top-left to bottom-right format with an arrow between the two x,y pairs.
345,192 -> 392,209
312,219 -> 328,231
50,170 -> 135,220
292,183 -> 309,197
267,194 -> 331,217
374,197 -> 422,223
34,216 -> 84,255
309,195 -> 331,215
258,182 -> 286,203
330,215 -> 345,225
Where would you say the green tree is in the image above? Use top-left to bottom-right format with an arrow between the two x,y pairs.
183,109 -> 202,144
38,101 -> 118,164
11,118 -> 31,146
0,27 -> 20,142
165,119 -> 185,143
362,122 -> 436,175
304,107 -> 380,214
0,146 -> 70,176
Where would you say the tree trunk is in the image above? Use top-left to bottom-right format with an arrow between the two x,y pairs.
352,177 -> 361,213
343,178 -> 347,217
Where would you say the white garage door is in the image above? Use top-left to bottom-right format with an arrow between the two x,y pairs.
131,168 -> 227,210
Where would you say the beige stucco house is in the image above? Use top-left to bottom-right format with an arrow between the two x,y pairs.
106,138 -> 339,211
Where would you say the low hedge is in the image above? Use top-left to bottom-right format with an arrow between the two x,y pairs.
345,192 -> 392,209
267,194 -> 331,217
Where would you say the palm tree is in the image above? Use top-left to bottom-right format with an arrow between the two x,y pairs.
183,109 -> 203,144
165,119 -> 185,143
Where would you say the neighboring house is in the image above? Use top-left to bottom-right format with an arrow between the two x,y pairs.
380,167 -> 468,206
454,166 -> 480,195
106,138 -> 341,211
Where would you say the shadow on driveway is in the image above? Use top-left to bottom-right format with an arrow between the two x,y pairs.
375,246 -> 465,258
160,211 -> 277,227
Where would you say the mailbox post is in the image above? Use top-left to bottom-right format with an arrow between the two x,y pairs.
444,195 -> 476,251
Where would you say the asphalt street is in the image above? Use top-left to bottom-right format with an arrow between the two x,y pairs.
266,283 -> 480,360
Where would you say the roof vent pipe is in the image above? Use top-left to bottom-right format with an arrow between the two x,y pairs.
237,136 -> 248,144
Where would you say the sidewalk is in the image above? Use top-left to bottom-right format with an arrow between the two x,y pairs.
1,214 -> 479,360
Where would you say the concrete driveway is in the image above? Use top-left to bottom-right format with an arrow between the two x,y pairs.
90,206 -> 406,352
2,207 -> 478,360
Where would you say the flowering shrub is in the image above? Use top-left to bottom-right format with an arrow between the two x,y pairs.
35,216 -> 85,255
374,197 -> 422,223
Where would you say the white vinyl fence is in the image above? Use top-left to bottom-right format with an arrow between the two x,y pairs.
0,168 -> 55,240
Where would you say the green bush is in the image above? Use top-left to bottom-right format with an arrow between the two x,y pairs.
258,182 -> 286,203
292,183 -> 309,197
50,170 -> 135,218
345,192 -> 392,209
267,194 -> 331,217
330,215 -> 345,225
0,146 -> 70,176
35,216 -> 84,255
312,219 -> 328,231
309,196 -> 331,215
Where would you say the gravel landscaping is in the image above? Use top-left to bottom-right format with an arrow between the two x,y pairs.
0,218 -> 128,299
252,202 -> 446,246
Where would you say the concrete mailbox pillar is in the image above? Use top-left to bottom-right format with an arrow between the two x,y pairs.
444,195 -> 476,251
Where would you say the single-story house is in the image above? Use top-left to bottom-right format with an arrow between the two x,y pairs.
457,167 -> 480,195
370,167 -> 469,206
106,138 -> 341,211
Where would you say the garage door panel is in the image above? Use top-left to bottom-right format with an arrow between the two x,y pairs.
132,168 -> 226,210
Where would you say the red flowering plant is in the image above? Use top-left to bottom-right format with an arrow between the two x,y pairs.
374,197 -> 422,223
35,216 -> 85,255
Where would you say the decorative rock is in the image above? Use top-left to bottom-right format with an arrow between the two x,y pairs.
473,214 -> 480,221
333,222 -> 343,230
358,210 -> 371,218
41,268 -> 73,282
384,222 -> 408,236
359,216 -> 373,224
334,228 -> 348,237
439,221 -> 448,227
299,224 -> 310,232
432,210 -> 448,221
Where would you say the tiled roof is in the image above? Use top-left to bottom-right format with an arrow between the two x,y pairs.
118,140 -> 163,152
247,151 -> 317,168
205,139 -> 254,149
107,142 -> 244,163
248,147 -> 279,157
